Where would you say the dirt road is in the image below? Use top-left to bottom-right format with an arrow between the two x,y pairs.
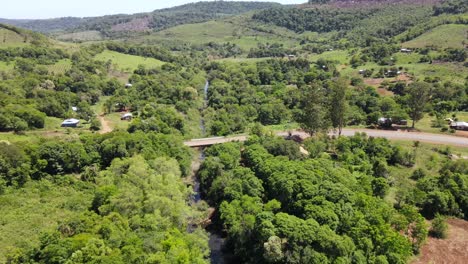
98,115 -> 112,134
184,129 -> 468,147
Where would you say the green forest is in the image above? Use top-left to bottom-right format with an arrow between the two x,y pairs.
0,0 -> 467,263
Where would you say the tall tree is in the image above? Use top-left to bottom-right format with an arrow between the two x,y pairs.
296,84 -> 329,135
329,78 -> 348,136
406,82 -> 431,128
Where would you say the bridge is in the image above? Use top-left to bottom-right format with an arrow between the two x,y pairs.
183,129 -> 468,148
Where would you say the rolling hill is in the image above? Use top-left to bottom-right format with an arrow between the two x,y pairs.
0,1 -> 282,39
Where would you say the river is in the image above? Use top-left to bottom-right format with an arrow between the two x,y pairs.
191,80 -> 226,264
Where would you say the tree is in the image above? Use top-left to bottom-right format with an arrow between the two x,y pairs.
406,82 -> 431,128
329,78 -> 348,136
89,117 -> 101,132
296,84 -> 329,135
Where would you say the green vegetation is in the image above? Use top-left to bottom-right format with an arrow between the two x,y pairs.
403,24 -> 468,49
0,1 -> 467,263
431,214 -> 449,238
197,133 -> 462,263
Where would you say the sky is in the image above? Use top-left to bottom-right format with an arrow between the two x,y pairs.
1,0 -> 305,19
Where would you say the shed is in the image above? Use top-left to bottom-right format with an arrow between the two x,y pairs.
61,118 -> 80,127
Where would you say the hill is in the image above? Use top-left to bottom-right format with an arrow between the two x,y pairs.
0,1 -> 281,39
402,24 -> 468,49
0,17 -> 84,33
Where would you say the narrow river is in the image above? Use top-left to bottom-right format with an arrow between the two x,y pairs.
191,81 -> 226,264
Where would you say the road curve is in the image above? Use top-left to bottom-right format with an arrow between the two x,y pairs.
184,129 -> 468,148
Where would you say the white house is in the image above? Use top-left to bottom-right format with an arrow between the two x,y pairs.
61,118 -> 80,127
450,122 -> 468,131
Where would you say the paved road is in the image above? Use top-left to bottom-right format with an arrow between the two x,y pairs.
184,129 -> 468,148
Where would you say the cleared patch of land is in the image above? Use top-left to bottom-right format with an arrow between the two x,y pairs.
55,30 -> 103,42
412,219 -> 468,264
403,24 -> 468,49
95,50 -> 164,72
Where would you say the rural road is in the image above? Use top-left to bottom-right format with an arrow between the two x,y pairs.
184,128 -> 468,148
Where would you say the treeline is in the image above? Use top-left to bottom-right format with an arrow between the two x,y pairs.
248,43 -> 293,58
252,7 -> 370,34
104,42 -> 177,63
433,0 -> 467,15
1,131 -> 208,263
0,46 -> 68,64
198,133 -> 438,263
253,4 -> 437,46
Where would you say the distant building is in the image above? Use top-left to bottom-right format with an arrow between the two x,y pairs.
378,117 -> 392,128
400,48 -> 412,53
61,118 -> 80,127
450,121 -> 468,131
121,113 -> 133,121
125,83 -> 133,88
378,118 -> 407,127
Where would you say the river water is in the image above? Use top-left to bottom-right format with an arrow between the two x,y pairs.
191,81 -> 226,264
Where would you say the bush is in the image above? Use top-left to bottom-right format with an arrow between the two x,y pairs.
411,168 -> 426,180
90,118 -> 101,131
430,214 -> 448,239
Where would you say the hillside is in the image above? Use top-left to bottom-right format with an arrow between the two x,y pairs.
0,1 -> 281,39
403,24 -> 468,49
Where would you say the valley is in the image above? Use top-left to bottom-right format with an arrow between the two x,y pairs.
0,0 -> 467,263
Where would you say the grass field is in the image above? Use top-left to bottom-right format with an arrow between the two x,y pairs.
0,179 -> 93,262
403,24 -> 468,49
95,50 -> 165,73
307,50 -> 350,64
0,28 -> 28,47
55,30 -> 103,42
47,59 -> 72,74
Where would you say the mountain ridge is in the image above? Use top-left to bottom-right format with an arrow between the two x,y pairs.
0,1 -> 282,34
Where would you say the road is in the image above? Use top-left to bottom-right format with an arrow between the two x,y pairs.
184,129 -> 468,148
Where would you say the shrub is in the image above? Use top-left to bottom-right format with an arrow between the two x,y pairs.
430,214 -> 448,239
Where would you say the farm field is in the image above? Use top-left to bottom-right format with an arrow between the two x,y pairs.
46,59 -> 72,74
95,50 -> 165,72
